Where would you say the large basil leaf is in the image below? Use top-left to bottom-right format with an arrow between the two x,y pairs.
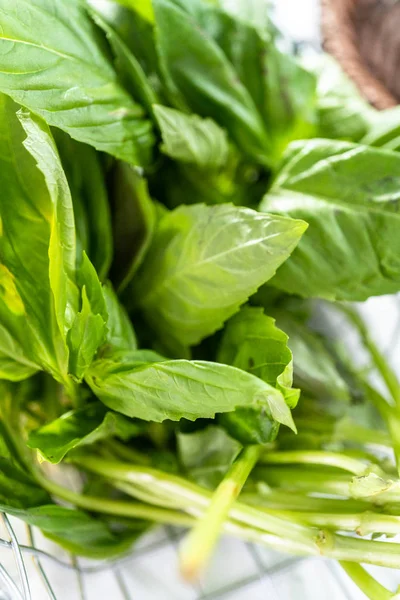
134,203 -> 306,347
153,0 -> 270,164
0,95 -> 76,384
86,349 -> 289,422
54,131 -> 113,281
261,139 -> 400,301
154,104 -> 229,168
0,0 -> 154,165
28,403 -> 142,463
218,306 -> 299,408
0,95 -> 107,386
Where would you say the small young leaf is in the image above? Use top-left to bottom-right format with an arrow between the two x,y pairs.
28,403 -> 142,464
134,203 -> 307,347
265,393 -> 296,433
350,471 -> 395,499
218,306 -> 299,408
154,105 -> 229,168
67,254 -> 108,381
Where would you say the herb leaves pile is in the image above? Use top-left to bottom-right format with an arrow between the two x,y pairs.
1,0 -> 400,594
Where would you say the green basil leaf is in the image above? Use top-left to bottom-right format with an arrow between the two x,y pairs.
88,0 -> 160,82
111,164 -> 156,292
134,203 -> 306,347
259,48 -> 316,159
0,457 -> 50,509
90,7 -> 158,116
274,311 -> 351,404
218,407 -> 280,445
0,0 -> 155,165
86,350 -> 289,422
217,306 -> 298,442
0,95 -> 76,383
362,106 -> 400,151
310,55 -> 372,142
3,504 -> 140,559
28,403 -> 142,463
103,284 -> 137,352
0,325 -> 38,382
0,95 -> 107,386
218,306 -> 299,408
153,0 -> 270,164
204,6 -> 316,159
261,139 -> 400,300
67,254 -> 108,381
154,104 -> 229,168
54,132 -> 113,281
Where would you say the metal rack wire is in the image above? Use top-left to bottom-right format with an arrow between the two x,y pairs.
1,512 -> 361,600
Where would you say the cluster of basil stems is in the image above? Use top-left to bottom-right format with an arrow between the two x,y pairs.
15,306 -> 400,600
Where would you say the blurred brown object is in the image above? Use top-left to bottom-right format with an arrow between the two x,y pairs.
321,0 -> 400,108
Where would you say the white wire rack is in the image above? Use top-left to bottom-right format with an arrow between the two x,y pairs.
0,512 -> 365,600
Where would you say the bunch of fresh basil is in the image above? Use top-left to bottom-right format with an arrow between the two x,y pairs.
2,0 -> 400,593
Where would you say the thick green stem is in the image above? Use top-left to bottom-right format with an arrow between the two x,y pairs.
259,450 -> 369,475
241,490 -> 372,513
35,471 -> 194,527
340,562 -> 399,600
267,509 -> 400,536
180,445 -> 261,580
71,455 -> 320,549
69,456 -> 400,569
256,466 -> 352,496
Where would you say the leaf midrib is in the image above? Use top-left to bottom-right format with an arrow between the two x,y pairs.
142,232 -> 291,304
